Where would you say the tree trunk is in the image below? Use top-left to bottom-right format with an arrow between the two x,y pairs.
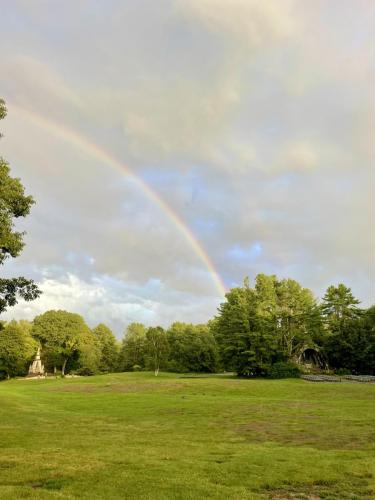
154,365 -> 159,376
62,358 -> 68,376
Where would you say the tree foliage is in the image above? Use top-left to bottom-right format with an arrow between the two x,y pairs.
118,322 -> 147,371
32,310 -> 92,375
322,288 -> 374,374
0,320 -> 36,378
145,326 -> 168,376
1,276 -> 375,380
74,331 -> 101,376
213,274 -> 320,376
321,284 -> 361,332
0,99 -> 41,314
93,323 -> 119,373
166,322 -> 219,373
0,98 -> 6,132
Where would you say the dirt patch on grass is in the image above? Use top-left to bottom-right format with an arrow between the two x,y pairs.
30,476 -> 66,491
1,473 -> 72,492
0,460 -> 17,470
266,475 -> 373,499
270,494 -> 321,499
48,382 -> 180,394
236,419 -> 373,450
229,400 -> 375,451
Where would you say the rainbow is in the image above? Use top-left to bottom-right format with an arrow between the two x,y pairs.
12,104 -> 226,297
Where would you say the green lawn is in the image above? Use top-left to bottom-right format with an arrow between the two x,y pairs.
0,373 -> 374,499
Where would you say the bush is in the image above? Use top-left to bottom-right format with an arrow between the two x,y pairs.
335,368 -> 352,376
166,360 -> 188,373
76,366 -> 96,376
267,362 -> 301,379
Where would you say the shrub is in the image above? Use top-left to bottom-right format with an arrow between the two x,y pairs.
335,368 -> 352,376
166,360 -> 188,373
267,362 -> 301,379
76,366 -> 95,376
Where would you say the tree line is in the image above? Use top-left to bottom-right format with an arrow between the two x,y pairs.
0,311 -> 218,378
212,275 -> 375,377
1,274 -> 375,379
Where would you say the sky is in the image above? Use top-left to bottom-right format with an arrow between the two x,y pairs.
1,0 -> 375,336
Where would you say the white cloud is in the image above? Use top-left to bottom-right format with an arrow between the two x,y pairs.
278,141 -> 318,172
2,271 -> 221,336
180,0 -> 294,46
0,55 -> 82,114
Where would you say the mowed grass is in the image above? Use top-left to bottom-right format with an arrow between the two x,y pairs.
0,373 -> 374,499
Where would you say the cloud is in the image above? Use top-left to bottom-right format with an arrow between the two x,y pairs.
2,106 -> 224,298
0,55 -> 83,116
278,141 -> 318,172
2,271 -> 221,336
0,1 -> 297,172
1,0 -> 375,326
121,77 -> 238,163
117,0 -> 295,166
180,0 -> 294,47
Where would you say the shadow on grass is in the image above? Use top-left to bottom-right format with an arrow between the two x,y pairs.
265,473 -> 373,499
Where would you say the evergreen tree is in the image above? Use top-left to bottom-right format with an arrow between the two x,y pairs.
213,286 -> 254,373
213,275 -> 320,376
321,284 -> 363,371
321,284 -> 361,330
275,278 -> 320,357
324,305 -> 375,374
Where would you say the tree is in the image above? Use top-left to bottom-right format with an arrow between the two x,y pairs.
213,275 -> 319,376
213,285 -> 255,373
32,310 -> 91,375
0,98 -> 6,131
321,284 -> 362,369
251,274 -> 282,373
74,329 -> 101,375
275,278 -> 320,358
359,307 -> 375,374
145,326 -> 168,376
93,323 -> 119,373
0,320 -> 37,378
118,323 -> 147,371
167,322 -> 219,373
324,304 -> 375,374
213,276 -> 282,376
321,284 -> 361,330
0,99 -> 41,314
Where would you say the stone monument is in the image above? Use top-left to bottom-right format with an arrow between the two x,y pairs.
28,346 -> 45,377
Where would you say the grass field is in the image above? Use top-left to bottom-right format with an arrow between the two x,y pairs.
0,373 -> 374,499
